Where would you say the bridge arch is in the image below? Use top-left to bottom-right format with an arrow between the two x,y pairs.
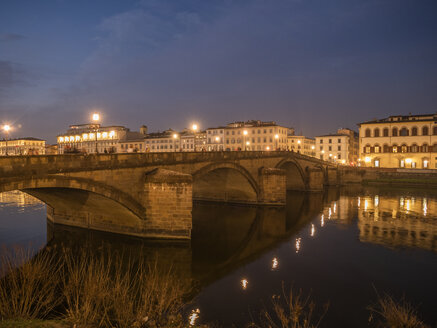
275,158 -> 308,190
0,175 -> 147,220
193,162 -> 260,204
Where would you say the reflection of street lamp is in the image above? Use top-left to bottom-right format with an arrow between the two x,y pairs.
92,113 -> 100,153
3,124 -> 11,156
275,134 -> 279,150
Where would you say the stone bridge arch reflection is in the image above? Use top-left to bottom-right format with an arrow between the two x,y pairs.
42,191 -> 324,294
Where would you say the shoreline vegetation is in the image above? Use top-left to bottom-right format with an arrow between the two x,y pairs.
0,246 -> 431,328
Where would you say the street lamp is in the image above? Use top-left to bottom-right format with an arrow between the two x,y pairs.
243,130 -> 248,151
246,141 -> 250,151
274,134 -> 279,150
3,124 -> 11,156
92,113 -> 100,153
173,133 -> 181,152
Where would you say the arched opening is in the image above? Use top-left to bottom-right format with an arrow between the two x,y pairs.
422,126 -> 429,136
193,167 -> 258,204
365,129 -> 371,137
412,127 -> 418,136
392,127 -> 398,136
400,127 -> 409,136
374,128 -> 380,137
383,128 -> 389,137
277,161 -> 307,191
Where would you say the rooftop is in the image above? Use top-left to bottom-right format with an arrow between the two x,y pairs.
359,113 -> 437,125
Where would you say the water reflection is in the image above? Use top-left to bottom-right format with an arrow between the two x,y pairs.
1,188 -> 437,327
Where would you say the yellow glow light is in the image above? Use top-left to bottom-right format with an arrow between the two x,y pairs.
241,279 -> 248,290
3,124 -> 10,132
102,132 -> 108,138
405,158 -> 412,164
89,133 -> 95,139
83,134 -> 88,140
311,224 -> 315,237
189,309 -> 200,326
266,146 -> 270,150
97,132 -> 101,139
246,141 -> 250,145
321,150 -> 325,154
271,257 -> 279,270
215,136 -> 220,141
173,133 -> 178,139
274,134 -> 279,139
364,156 -> 371,163
75,135 -> 80,141
311,146 -> 315,150
92,113 -> 100,122
109,131 -> 115,137
59,137 -> 64,143
295,238 -> 301,253
341,159 -> 346,164
192,124 -> 198,131
297,140 -> 301,144
243,130 -> 248,135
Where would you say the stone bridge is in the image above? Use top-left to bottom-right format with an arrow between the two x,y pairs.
0,151 -> 340,239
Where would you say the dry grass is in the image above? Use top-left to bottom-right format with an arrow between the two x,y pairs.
0,247 -> 62,320
248,283 -> 328,328
368,292 -> 430,328
0,245 -> 194,328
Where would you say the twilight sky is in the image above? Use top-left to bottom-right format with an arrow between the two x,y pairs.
1,0 -> 437,143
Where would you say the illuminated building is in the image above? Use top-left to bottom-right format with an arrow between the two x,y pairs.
222,120 -> 290,151
315,128 -> 358,165
206,127 -> 225,151
358,113 -> 437,168
287,135 -> 315,156
57,124 -> 129,154
0,137 -> 46,156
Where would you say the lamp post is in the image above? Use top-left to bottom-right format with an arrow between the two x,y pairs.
215,136 -> 220,151
3,124 -> 10,156
275,134 -> 279,150
243,130 -> 248,151
173,133 -> 181,152
92,113 -> 100,154
192,123 -> 199,151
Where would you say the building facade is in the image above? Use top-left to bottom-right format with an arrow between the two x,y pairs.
315,128 -> 358,165
358,114 -> 437,168
0,138 -> 46,156
223,120 -> 289,151
206,127 -> 225,151
57,124 -> 129,154
287,136 -> 315,157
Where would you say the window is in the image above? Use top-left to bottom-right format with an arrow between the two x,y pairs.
337,154 -> 341,159
374,128 -> 380,137
412,127 -> 418,136
338,146 -> 341,151
365,146 -> 371,153
374,159 -> 380,167
374,145 -> 380,153
393,145 -> 398,153
400,128 -> 409,136
320,146 -> 323,151
392,128 -> 398,136
329,146 -> 332,151
433,126 -> 437,135
401,145 -> 407,153
423,159 -> 429,168
422,126 -> 429,135
423,144 -> 429,152
320,139 -> 323,144
383,128 -> 389,137
411,144 -> 418,152
329,139 -> 332,144
338,138 -> 341,143
400,159 -> 405,168
365,129 -> 371,137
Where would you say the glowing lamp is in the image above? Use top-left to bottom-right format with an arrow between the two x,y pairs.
83,134 -> 88,140
405,158 -> 412,164
192,124 -> 198,131
92,113 -> 100,122
109,131 -> 115,137
243,130 -> 248,135
173,133 -> 178,139
3,124 -> 10,132
364,157 -> 371,163
102,132 -> 108,138
274,134 -> 279,139
297,140 -> 301,144
215,136 -> 220,141
266,146 -> 270,150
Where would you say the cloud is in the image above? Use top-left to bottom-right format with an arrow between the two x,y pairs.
0,33 -> 26,42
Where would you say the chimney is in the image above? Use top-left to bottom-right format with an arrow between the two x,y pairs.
140,125 -> 148,135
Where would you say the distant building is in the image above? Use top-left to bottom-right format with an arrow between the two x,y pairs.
287,136 -> 315,157
0,137 -> 46,156
358,113 -> 437,168
57,124 -> 129,154
315,128 -> 358,165
206,127 -> 225,151
222,120 -> 289,151
45,144 -> 58,155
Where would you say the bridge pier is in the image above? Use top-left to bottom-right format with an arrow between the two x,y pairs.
142,169 -> 193,239
258,168 -> 286,205
307,168 -> 324,191
326,167 -> 339,186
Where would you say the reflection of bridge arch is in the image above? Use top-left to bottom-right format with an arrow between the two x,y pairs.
193,162 -> 260,203
0,176 -> 147,220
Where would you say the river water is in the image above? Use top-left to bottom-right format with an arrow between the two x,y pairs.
0,186 -> 436,327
